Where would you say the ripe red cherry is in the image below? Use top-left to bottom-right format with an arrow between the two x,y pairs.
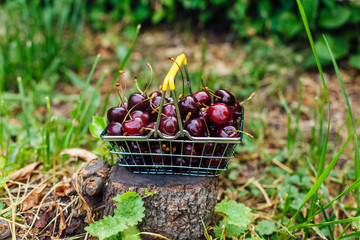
198,108 -> 209,124
151,145 -> 170,165
161,104 -> 177,118
106,122 -> 122,136
213,89 -> 236,109
216,125 -> 239,138
122,118 -> 146,136
198,141 -> 215,155
149,91 -> 162,98
185,118 -> 206,137
232,102 -> 242,120
107,107 -> 127,123
209,103 -> 232,126
130,110 -> 151,124
193,91 -> 211,106
178,96 -> 199,118
203,153 -> 227,168
128,93 -> 149,111
182,143 -> 201,166
126,141 -> 149,153
173,157 -> 190,172
150,96 -> 170,119
159,116 -> 179,136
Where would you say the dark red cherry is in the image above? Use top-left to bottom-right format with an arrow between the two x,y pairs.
213,89 -> 236,109
150,96 -> 170,119
232,102 -> 242,120
182,143 -> 201,166
130,110 -> 151,124
161,104 -> 177,118
151,145 -> 170,165
193,91 -> 211,106
216,125 -> 240,138
126,141 -> 149,153
128,93 -> 149,111
178,96 -> 199,118
198,108 -> 210,124
209,103 -> 232,126
172,157 -> 190,172
122,118 -> 146,136
106,122 -> 122,136
185,118 -> 206,137
107,107 -> 127,123
149,91 -> 162,98
198,141 -> 216,155
159,116 -> 179,136
203,153 -> 227,168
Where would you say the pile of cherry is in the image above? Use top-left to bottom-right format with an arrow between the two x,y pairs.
106,88 -> 243,170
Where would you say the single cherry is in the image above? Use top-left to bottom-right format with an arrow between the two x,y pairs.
130,110 -> 151,124
178,96 -> 199,118
173,157 -> 190,172
198,108 -> 210,124
128,93 -> 149,111
193,91 -> 211,106
122,117 -> 146,136
209,103 -> 232,126
185,118 -> 206,137
150,96 -> 170,119
213,89 -> 236,109
107,107 -> 127,123
151,145 -> 170,165
182,143 -> 201,166
159,116 -> 179,136
198,141 -> 216,155
149,91 -> 162,98
126,141 -> 149,153
161,104 -> 177,118
106,122 -> 122,136
203,153 -> 227,168
216,125 -> 240,138
232,101 -> 242,120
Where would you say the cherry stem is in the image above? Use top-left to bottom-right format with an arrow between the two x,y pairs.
121,98 -> 151,124
115,82 -> 131,119
184,112 -> 192,125
134,76 -> 144,95
143,63 -> 153,94
227,130 -> 254,139
240,92 -> 256,105
169,57 -> 185,97
201,75 -> 221,99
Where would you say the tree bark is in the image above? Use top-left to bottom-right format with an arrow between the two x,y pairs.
102,163 -> 219,240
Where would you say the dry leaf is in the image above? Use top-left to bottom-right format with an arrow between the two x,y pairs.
33,205 -> 55,233
56,184 -> 71,197
58,206 -> 66,237
22,184 -> 47,211
8,161 -> 42,185
63,221 -> 80,236
61,148 -> 98,162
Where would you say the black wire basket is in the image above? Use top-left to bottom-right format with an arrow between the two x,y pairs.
101,54 -> 244,177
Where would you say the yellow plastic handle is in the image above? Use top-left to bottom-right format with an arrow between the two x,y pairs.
162,53 -> 187,91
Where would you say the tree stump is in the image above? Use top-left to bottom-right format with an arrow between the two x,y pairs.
102,163 -> 219,240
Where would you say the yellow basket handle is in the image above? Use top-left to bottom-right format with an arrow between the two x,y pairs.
162,53 -> 187,91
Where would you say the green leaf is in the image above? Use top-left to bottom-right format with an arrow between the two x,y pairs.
213,220 -> 247,238
121,225 -> 141,240
85,215 -> 127,240
302,0 -> 319,25
113,191 -> 139,202
114,196 -> 145,226
0,175 -> 10,187
89,116 -> 107,138
349,54 -> 360,70
215,200 -> 252,227
145,189 -> 154,197
319,6 -> 351,29
274,12 -> 302,39
256,220 -> 277,235
0,202 -> 6,211
315,35 -> 350,61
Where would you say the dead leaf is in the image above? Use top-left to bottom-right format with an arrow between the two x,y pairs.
58,206 -> 66,237
22,184 -> 47,211
61,148 -> 98,162
56,184 -> 71,197
63,221 -> 80,236
33,205 -> 55,233
8,161 -> 42,186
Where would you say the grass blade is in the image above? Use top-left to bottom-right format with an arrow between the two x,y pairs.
289,217 -> 360,230
323,34 -> 360,194
287,117 -> 360,228
17,77 -> 30,140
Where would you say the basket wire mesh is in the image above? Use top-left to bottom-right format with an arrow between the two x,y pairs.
101,53 -> 244,177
